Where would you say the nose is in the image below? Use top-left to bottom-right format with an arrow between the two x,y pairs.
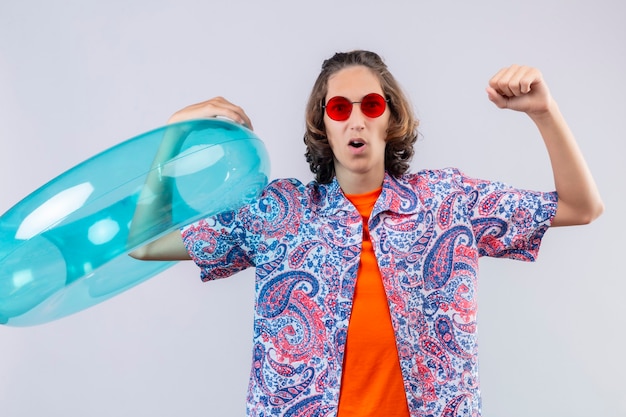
347,103 -> 366,129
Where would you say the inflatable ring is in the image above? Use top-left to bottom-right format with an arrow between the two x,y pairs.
0,119 -> 270,326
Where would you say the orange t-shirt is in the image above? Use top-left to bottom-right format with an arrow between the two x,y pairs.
337,188 -> 410,417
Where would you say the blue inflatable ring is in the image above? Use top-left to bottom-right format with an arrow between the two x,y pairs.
0,119 -> 270,326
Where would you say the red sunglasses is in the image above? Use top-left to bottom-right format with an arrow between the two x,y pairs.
323,93 -> 389,121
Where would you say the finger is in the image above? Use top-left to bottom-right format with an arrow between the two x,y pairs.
518,67 -> 543,95
503,66 -> 536,96
169,97 -> 254,130
485,86 -> 509,109
208,97 -> 252,129
223,103 -> 254,130
205,97 -> 254,130
506,66 -> 527,96
489,66 -> 515,97
492,66 -> 542,98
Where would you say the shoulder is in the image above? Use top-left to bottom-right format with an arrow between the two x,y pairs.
376,169 -> 468,213
266,177 -> 306,190
262,178 -> 316,201
268,177 -> 338,203
398,167 -> 468,193
254,177 -> 325,214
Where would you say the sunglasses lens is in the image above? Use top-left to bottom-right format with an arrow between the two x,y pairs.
325,96 -> 352,121
324,93 -> 387,121
360,93 -> 387,118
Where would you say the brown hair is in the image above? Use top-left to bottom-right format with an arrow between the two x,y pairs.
304,50 -> 419,183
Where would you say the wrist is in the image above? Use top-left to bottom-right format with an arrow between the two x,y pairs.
528,98 -> 561,124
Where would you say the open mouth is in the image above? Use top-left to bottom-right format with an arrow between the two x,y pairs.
349,140 -> 365,148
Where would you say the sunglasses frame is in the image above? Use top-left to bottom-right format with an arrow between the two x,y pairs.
323,93 -> 389,121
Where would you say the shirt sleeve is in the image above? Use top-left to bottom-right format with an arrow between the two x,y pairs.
181,208 -> 256,282
455,169 -> 558,261
180,178 -> 305,282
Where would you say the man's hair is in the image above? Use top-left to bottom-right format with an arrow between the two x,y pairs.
303,50 -> 419,183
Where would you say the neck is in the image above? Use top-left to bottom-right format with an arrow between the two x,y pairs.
336,171 -> 385,195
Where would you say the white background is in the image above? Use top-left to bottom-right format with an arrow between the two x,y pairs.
1,1 -> 624,416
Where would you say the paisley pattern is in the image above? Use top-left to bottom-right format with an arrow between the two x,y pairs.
182,169 -> 557,417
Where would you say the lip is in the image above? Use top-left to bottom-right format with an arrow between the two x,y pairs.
348,138 -> 367,154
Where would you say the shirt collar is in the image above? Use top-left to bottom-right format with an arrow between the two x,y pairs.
312,172 -> 422,217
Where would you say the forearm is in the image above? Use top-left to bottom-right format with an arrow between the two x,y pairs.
529,102 -> 604,226
128,97 -> 253,259
127,124 -> 189,250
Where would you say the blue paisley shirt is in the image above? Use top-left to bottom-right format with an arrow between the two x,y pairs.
182,168 -> 557,417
